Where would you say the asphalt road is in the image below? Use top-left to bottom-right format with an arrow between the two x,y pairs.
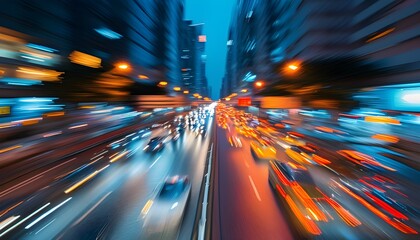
212,105 -> 420,239
0,111 -> 214,239
211,116 -> 295,240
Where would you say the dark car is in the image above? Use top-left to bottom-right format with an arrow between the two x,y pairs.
144,137 -> 165,152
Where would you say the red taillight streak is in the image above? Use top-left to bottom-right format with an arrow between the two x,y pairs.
359,179 -> 385,193
364,191 -> 408,220
270,162 -> 290,186
276,184 -> 286,198
334,181 -> 417,234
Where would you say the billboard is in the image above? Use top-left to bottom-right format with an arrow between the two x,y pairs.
0,106 -> 10,116
260,97 -> 301,109
198,35 -> 207,42
238,97 -> 251,106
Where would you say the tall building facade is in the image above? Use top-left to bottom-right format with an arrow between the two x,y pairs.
351,0 -> 419,86
180,21 -> 209,98
223,0 -> 419,98
0,0 -> 185,100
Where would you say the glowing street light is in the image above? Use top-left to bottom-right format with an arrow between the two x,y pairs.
255,80 -> 264,88
173,86 -> 181,91
241,89 -> 248,93
158,81 -> 168,87
183,90 -> 189,94
117,63 -> 129,70
284,60 -> 301,75
138,74 -> 149,79
288,64 -> 299,71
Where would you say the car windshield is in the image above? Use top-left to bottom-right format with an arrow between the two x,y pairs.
292,170 -> 315,185
159,180 -> 187,200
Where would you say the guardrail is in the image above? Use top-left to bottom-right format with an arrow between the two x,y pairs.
192,115 -> 217,240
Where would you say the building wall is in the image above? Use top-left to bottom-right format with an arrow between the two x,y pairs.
0,0 -> 186,100
224,0 -> 420,96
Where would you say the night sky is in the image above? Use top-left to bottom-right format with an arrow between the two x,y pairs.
185,0 -> 235,100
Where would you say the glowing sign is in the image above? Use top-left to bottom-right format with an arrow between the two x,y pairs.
0,106 -> 10,115
238,97 -> 251,107
69,51 -> 101,68
26,43 -> 57,53
260,97 -> 302,109
94,28 -> 122,39
198,35 -> 206,42
402,93 -> 420,103
16,67 -> 62,81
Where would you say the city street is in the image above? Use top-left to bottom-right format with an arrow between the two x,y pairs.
0,110 -> 214,239
0,1 -> 419,239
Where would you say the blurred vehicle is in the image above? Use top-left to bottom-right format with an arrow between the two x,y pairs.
285,146 -> 313,165
281,134 -> 305,146
337,150 -> 396,171
139,128 -> 152,138
175,125 -> 185,133
250,140 -> 276,160
144,137 -> 165,152
268,161 -> 361,237
163,122 -> 172,129
170,130 -> 180,141
151,123 -> 162,129
195,125 -> 206,137
142,176 -> 192,239
274,123 -> 287,129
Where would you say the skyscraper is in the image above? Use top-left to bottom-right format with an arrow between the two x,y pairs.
0,0 -> 186,100
223,0 -> 419,98
180,21 -> 208,98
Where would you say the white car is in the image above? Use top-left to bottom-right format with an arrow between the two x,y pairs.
142,176 -> 192,239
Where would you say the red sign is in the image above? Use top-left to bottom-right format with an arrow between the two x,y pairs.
238,97 -> 251,106
198,35 -> 207,42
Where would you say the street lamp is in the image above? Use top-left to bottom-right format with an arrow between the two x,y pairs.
288,64 -> 299,71
116,63 -> 129,70
158,81 -> 168,87
241,89 -> 248,93
173,86 -> 181,91
284,60 -> 301,75
183,90 -> 189,94
255,80 -> 264,88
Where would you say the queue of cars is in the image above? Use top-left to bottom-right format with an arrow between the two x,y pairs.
216,103 -> 419,238
139,106 -> 212,239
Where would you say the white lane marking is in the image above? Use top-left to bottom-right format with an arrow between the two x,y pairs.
248,175 -> 262,202
0,203 -> 50,237
198,143 -> 213,240
0,158 -> 77,198
148,156 -> 161,169
72,191 -> 112,226
35,218 -> 55,235
244,160 -> 250,168
0,216 -> 20,231
25,197 -> 72,229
